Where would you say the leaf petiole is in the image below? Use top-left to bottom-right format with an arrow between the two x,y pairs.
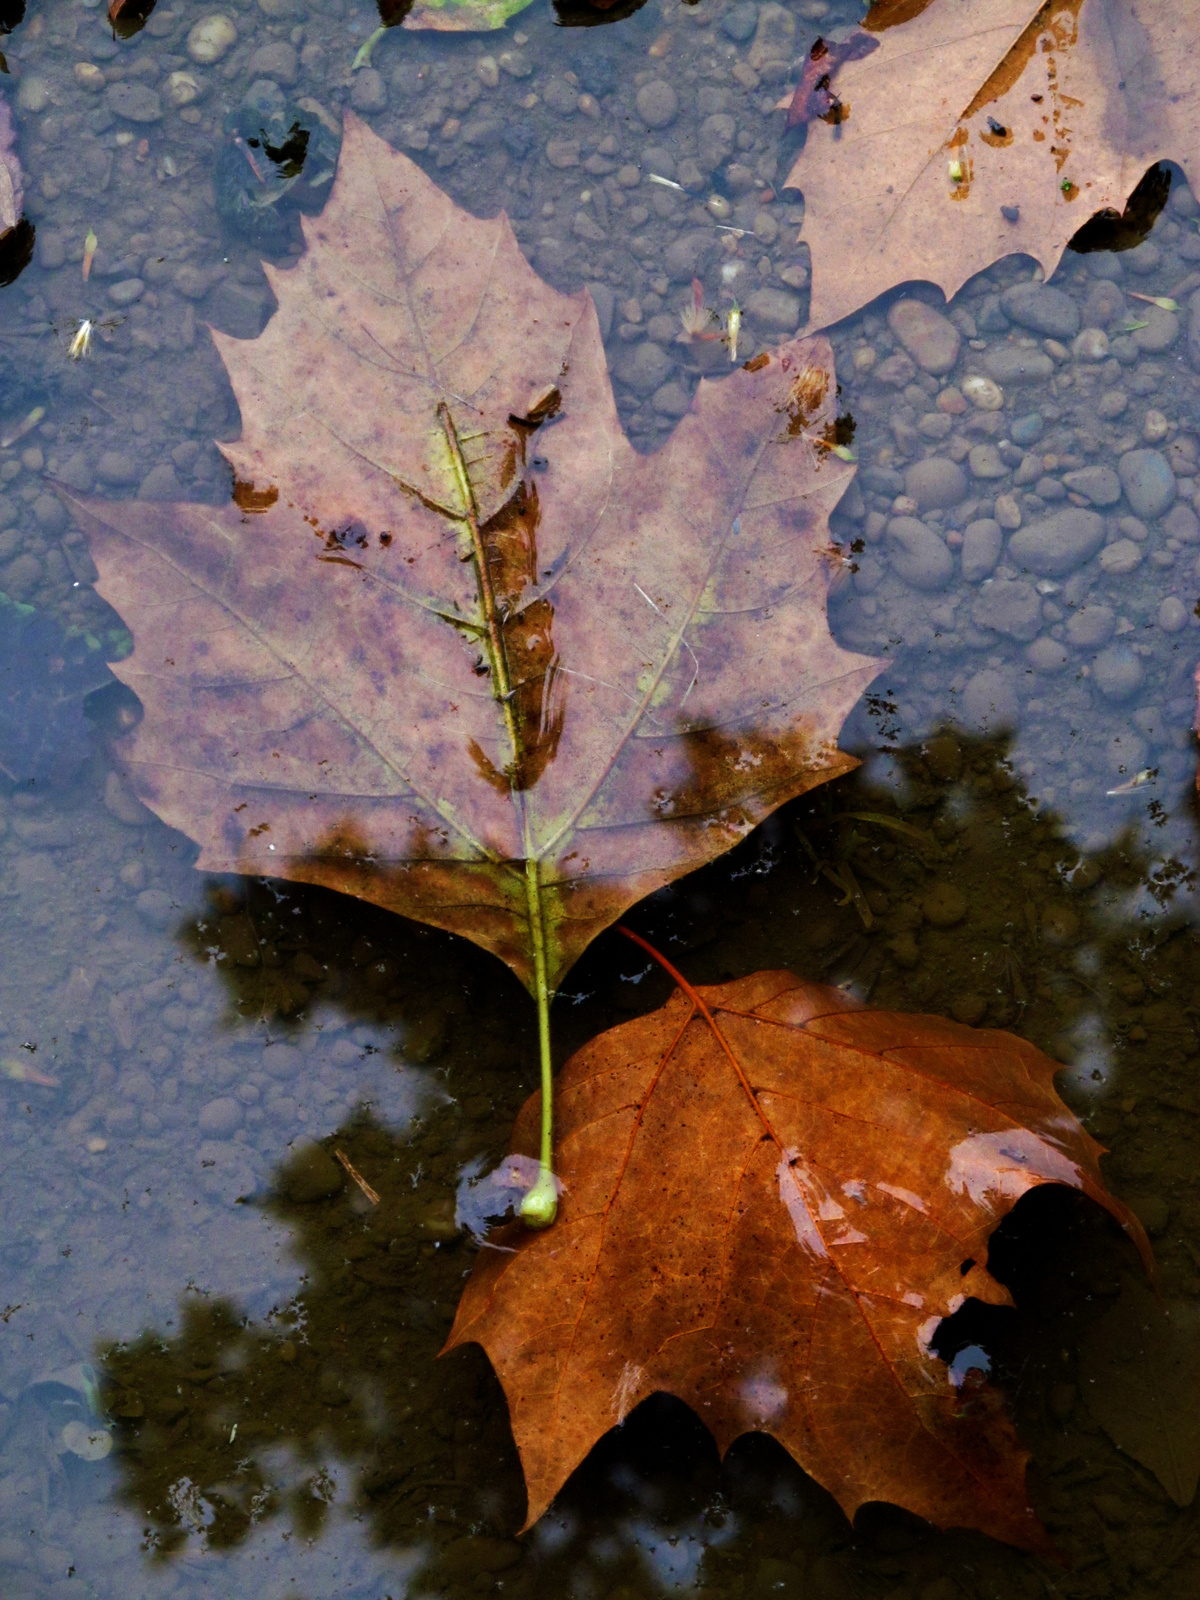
520,856 -> 558,1228
437,400 -> 558,1229
351,26 -> 387,71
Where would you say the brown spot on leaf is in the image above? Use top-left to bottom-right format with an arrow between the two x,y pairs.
233,479 -> 279,514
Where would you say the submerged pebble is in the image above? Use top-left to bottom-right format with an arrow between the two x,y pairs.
961,518 -> 1003,580
59,1421 -> 113,1461
1008,508 -> 1105,576
198,1096 -> 243,1137
887,299 -> 960,374
1118,448 -> 1175,519
886,518 -> 954,590
1158,596 -> 1188,631
1092,645 -> 1145,701
188,14 -> 237,64
281,1142 -> 345,1203
904,457 -> 968,510
922,882 -> 967,928
1000,282 -> 1080,338
960,668 -> 1018,730
961,374 -> 1003,410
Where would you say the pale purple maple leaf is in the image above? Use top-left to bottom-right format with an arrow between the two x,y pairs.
0,89 -> 22,237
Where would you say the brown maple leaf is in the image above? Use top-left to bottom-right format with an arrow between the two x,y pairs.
784,0 -> 1198,334
445,945 -> 1152,1550
59,114 -> 879,1003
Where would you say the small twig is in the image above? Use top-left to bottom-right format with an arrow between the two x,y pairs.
335,1149 -> 380,1205
829,860 -> 873,930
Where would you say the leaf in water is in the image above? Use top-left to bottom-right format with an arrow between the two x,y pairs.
59,113 -> 879,997
0,595 -> 110,785
445,958 -> 1152,1547
107,0 -> 156,41
1080,1274 -> 1200,1507
783,0 -> 1199,333
0,85 -> 22,238
378,0 -> 536,34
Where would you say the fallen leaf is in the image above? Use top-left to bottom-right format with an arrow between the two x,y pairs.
107,0 -> 156,39
0,1 -> 20,77
1080,1274 -> 1200,1507
0,88 -> 21,239
60,113 -> 879,998
445,959 -> 1152,1549
784,0 -> 1198,334
380,0 -> 536,32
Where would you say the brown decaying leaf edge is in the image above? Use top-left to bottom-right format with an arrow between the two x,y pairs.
445,947 -> 1153,1551
59,113 -> 880,999
107,0 -> 156,38
786,0 -> 1198,335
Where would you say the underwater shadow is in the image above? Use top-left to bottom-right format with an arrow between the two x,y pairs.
100,731 -> 1200,1587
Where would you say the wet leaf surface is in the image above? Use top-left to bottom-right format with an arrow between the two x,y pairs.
785,0 -> 1199,333
447,963 -> 1152,1550
61,113 -> 879,996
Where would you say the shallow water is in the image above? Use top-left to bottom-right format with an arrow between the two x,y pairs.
1,3 -> 1198,1600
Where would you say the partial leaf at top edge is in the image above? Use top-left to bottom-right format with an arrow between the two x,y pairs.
785,0 -> 1199,334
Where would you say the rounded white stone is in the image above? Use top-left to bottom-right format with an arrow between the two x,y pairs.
73,63 -> 106,93
188,14 -> 238,65
166,71 -> 202,107
61,1421 -> 113,1461
1142,408 -> 1170,443
962,374 -> 1003,411
1072,327 -> 1109,362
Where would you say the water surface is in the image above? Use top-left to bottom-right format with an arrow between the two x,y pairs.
1,3 -> 1198,1600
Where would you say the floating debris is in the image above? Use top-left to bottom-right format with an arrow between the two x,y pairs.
0,404 -> 44,448
678,278 -> 718,341
1,1056 -> 60,1087
334,1147 -> 380,1205
68,319 -> 95,361
1106,768 -> 1157,795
